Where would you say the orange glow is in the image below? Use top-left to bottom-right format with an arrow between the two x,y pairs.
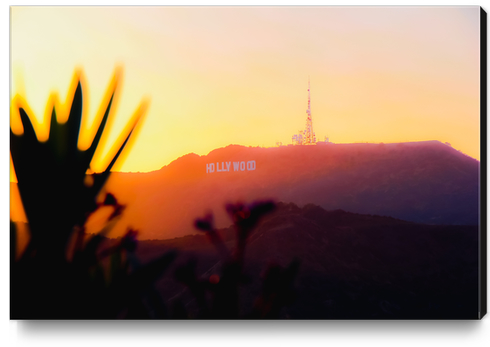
11,222 -> 30,261
10,94 -> 45,140
10,182 -> 27,223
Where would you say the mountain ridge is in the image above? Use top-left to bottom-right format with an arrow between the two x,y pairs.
10,141 -> 480,239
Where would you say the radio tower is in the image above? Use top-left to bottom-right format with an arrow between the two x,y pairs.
303,77 -> 316,145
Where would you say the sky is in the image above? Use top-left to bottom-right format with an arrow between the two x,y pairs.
10,6 -> 481,181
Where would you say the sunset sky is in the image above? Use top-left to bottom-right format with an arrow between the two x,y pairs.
10,6 -> 481,181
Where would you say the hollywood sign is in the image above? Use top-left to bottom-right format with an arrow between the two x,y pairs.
206,160 -> 256,173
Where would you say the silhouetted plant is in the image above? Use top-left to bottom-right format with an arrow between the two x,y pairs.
10,70 -> 176,319
251,260 -> 300,318
177,200 -> 300,319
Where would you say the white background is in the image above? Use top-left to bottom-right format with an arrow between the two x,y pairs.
2,1 -> 490,346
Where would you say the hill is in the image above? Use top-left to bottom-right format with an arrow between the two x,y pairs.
135,202 -> 479,319
10,141 -> 480,240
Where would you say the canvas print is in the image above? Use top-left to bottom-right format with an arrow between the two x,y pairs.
10,6 -> 486,319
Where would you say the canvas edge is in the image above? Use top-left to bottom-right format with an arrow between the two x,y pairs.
479,5 -> 487,320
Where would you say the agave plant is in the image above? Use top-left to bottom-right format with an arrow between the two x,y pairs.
10,70 -> 176,319
10,71 -> 138,260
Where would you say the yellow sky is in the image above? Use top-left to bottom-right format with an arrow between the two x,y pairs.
10,6 -> 481,181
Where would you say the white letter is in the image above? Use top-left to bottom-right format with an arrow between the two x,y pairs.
240,161 -> 246,171
247,160 -> 256,171
233,162 -> 239,171
206,163 -> 214,173
217,162 -> 222,172
226,162 -> 231,171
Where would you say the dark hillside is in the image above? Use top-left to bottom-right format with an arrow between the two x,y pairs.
135,202 -> 479,319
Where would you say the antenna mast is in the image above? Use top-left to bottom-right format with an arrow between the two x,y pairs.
291,77 -> 318,146
304,77 -> 315,144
